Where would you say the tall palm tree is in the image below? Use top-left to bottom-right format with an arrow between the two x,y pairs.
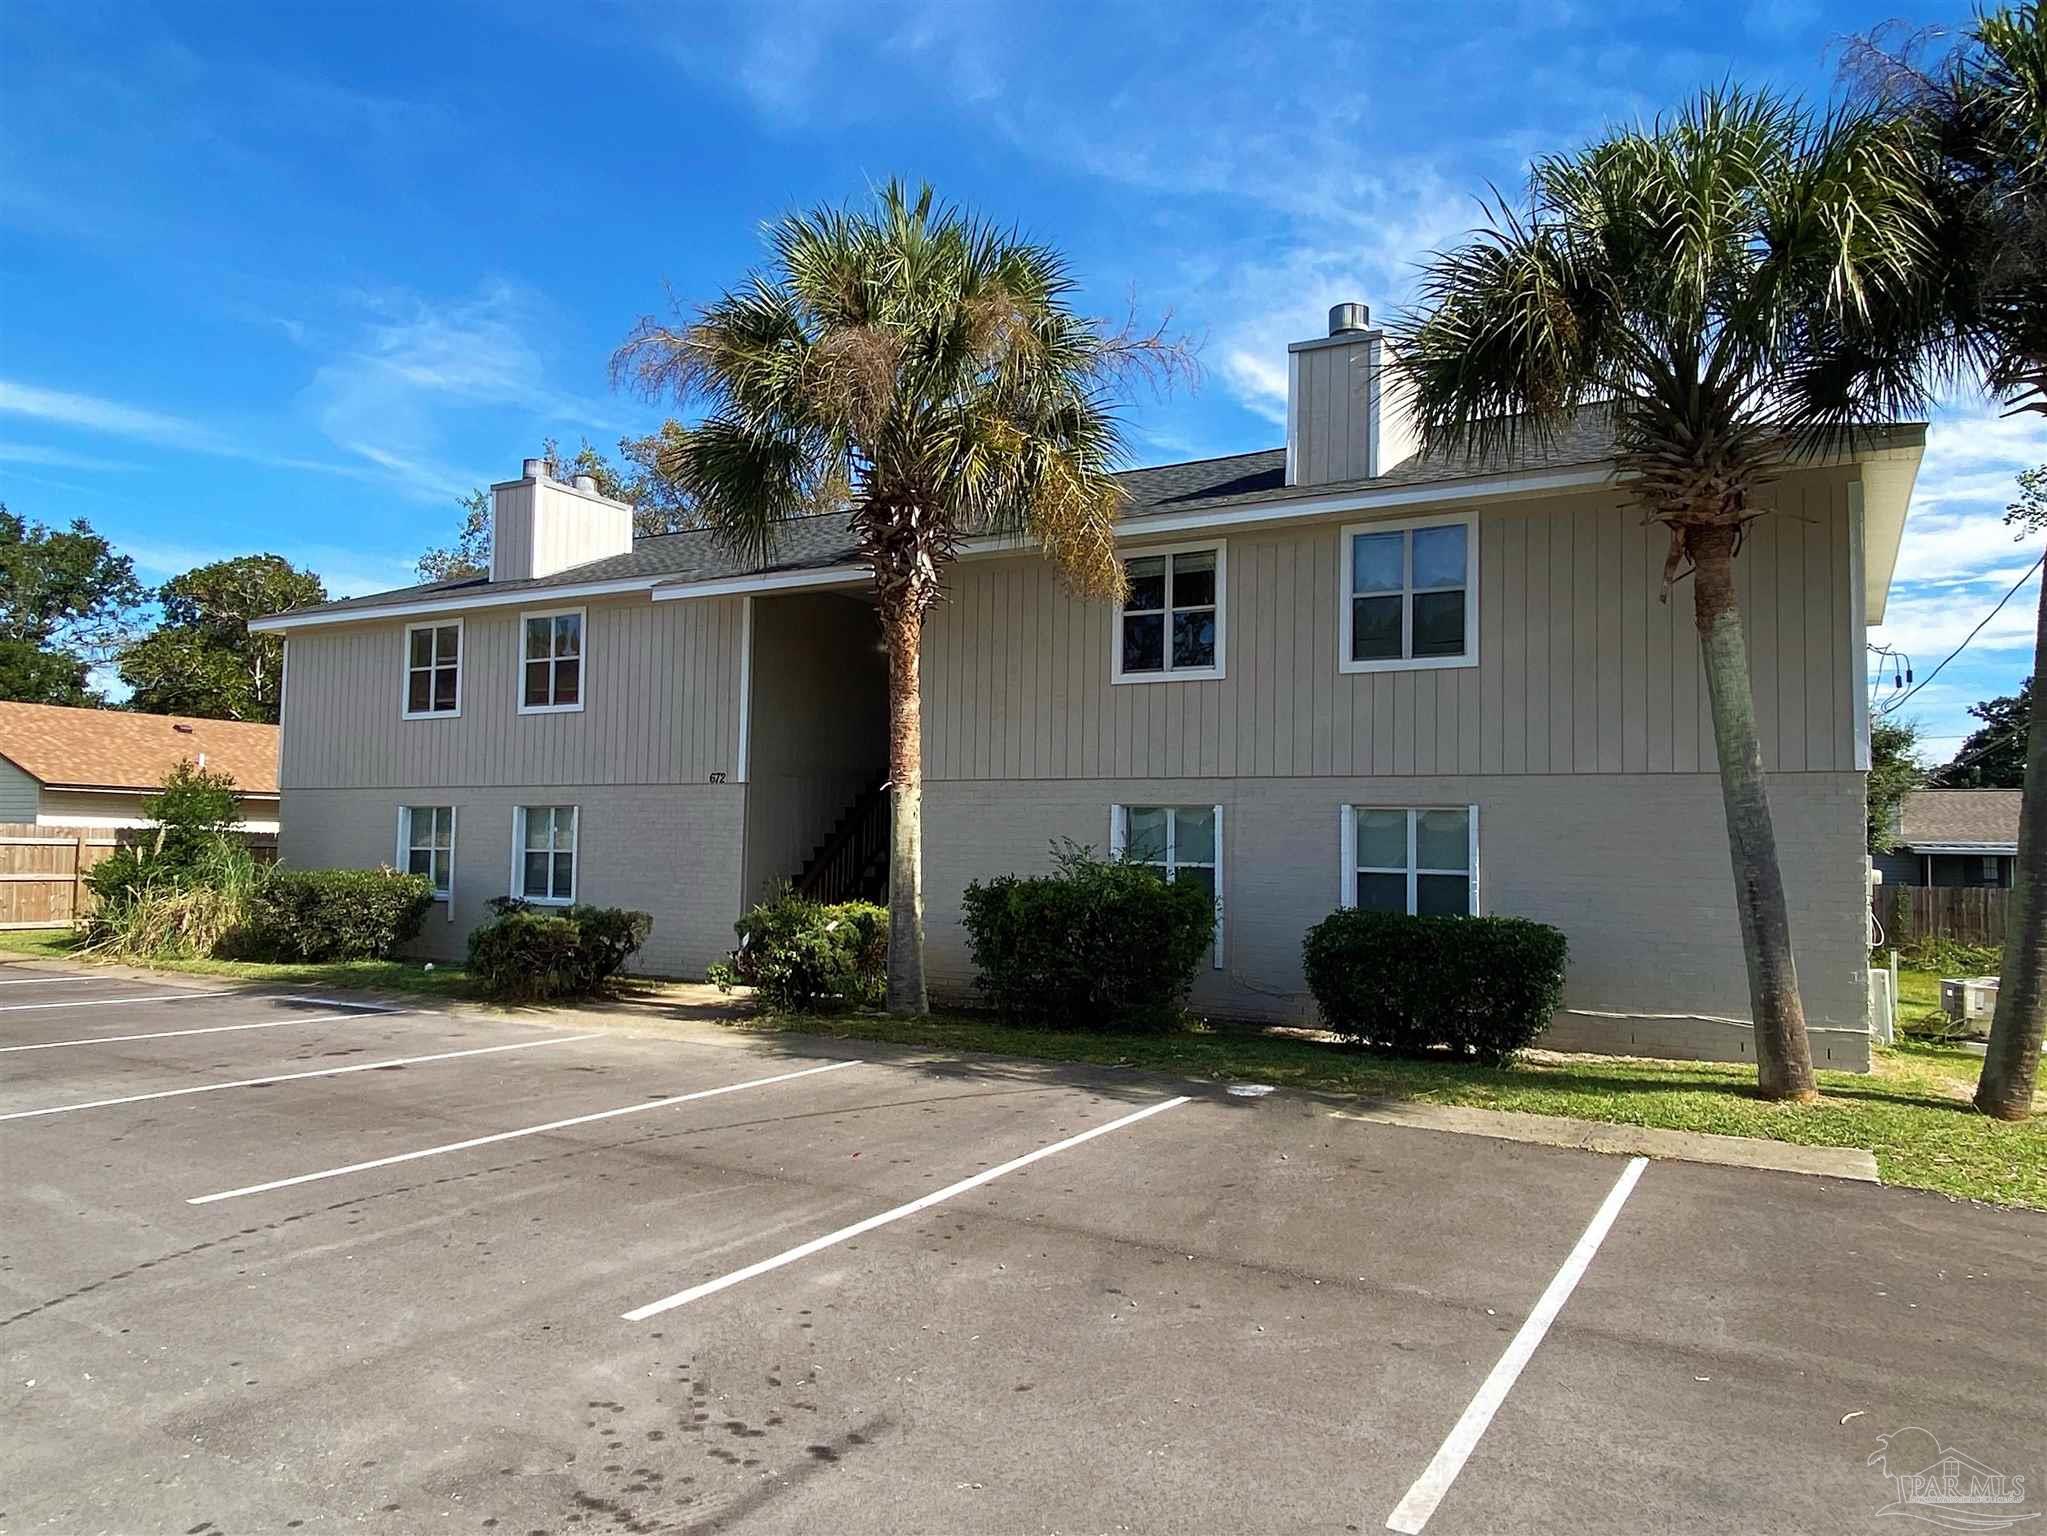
1393,89 -> 1938,1101
615,183 -> 1183,1014
1848,4 -> 2047,1119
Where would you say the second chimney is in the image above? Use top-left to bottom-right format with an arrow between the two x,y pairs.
1285,301 -> 1416,487
489,459 -> 634,583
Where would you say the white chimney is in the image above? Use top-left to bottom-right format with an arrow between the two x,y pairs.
489,459 -> 634,582
1285,302 -> 1418,487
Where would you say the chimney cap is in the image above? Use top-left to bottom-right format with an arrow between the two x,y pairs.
572,473 -> 600,494
522,457 -> 547,481
1328,301 -> 1371,336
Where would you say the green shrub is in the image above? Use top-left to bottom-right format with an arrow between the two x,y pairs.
243,868 -> 435,962
1888,932 -> 2001,976
713,886 -> 887,1010
960,842 -> 1215,1031
1302,909 -> 1568,1064
83,760 -> 248,923
83,839 -> 261,960
466,902 -> 653,1001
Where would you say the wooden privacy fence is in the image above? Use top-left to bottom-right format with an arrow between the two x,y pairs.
0,824 -> 277,931
1881,885 -> 2012,949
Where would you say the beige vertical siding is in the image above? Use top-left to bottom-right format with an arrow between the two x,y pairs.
1292,337 -> 1373,485
279,593 -> 746,791
920,472 -> 1857,782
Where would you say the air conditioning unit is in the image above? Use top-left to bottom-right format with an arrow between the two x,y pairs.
1940,976 -> 1999,1025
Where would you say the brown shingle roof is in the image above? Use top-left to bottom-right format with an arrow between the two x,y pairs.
1896,789 -> 2021,850
0,703 -> 279,796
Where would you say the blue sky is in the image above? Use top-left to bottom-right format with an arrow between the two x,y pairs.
3,0 -> 2042,758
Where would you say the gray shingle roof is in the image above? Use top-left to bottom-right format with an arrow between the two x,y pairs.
266,405 -> 1910,624
1897,789 -> 2022,850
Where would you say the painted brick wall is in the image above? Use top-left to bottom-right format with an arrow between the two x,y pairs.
919,771 -> 1871,1068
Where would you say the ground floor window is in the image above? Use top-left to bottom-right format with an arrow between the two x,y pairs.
1340,805 -> 1478,916
513,804 -> 578,904
397,805 -> 455,899
1111,802 -> 1224,968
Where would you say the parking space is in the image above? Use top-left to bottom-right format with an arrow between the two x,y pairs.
2,960 -> 2041,1534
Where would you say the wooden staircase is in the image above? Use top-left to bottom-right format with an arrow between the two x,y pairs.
796,779 -> 890,904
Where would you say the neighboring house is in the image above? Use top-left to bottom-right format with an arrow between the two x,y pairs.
0,701 -> 281,831
1874,788 -> 2019,889
254,305 -> 1923,1070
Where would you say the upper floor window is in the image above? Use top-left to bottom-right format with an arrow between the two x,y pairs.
1114,543 -> 1224,683
1340,804 -> 1478,916
1112,802 -> 1224,968
404,621 -> 462,718
520,607 -> 585,714
398,804 -> 455,899
513,804 -> 578,905
1339,515 -> 1476,672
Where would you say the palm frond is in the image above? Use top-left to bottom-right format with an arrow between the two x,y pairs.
617,179 -> 1193,597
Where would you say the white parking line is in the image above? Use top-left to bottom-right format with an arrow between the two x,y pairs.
0,1034 -> 594,1122
186,1059 -> 860,1205
0,991 -> 222,1012
0,974 -> 108,987
1384,1156 -> 1648,1535
622,1094 -> 1193,1322
0,1010 -> 408,1055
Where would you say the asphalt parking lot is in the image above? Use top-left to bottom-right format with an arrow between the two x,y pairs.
1,962 -> 2041,1535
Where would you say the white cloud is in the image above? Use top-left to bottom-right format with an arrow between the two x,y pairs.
299,281 -> 623,500
0,441 -> 139,472
0,381 -> 219,451
0,377 -> 389,487
1869,574 -> 2043,661
118,536 -> 418,599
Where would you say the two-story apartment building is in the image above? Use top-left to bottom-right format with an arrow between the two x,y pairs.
255,306 -> 1923,1071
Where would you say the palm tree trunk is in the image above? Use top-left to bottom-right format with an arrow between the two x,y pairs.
1976,593 -> 2047,1121
880,597 -> 929,1016
1691,524 -> 1819,1102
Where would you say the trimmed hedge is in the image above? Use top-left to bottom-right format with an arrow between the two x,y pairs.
1301,909 -> 1568,1064
960,843 -> 1215,1031
466,901 -> 653,1001
245,868 -> 435,962
712,887 -> 887,1010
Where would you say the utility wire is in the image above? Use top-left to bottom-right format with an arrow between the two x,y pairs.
1879,550 -> 2046,717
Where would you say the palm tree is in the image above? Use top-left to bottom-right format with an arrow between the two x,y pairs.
1846,4 -> 2046,1121
1393,89 -> 1939,1101
615,183 -> 1185,1014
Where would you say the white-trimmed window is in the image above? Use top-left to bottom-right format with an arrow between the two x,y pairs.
1339,805 -> 1479,916
520,607 -> 585,714
1114,542 -> 1225,682
512,804 -> 578,905
1339,514 -> 1477,672
397,805 -> 455,900
1111,803 -> 1224,967
403,620 -> 463,718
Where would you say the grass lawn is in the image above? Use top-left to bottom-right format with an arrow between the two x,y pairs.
0,926 -> 474,1003
736,1007 -> 2046,1210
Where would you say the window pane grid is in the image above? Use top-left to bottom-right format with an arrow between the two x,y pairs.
1120,549 -> 1219,676
1346,523 -> 1468,665
1349,806 -> 1472,917
522,612 -> 584,709
1120,804 -> 1222,967
404,806 -> 453,897
518,805 -> 577,902
405,624 -> 461,715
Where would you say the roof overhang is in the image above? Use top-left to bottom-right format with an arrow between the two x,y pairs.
1856,434 -> 1925,625
1903,840 -> 2017,855
42,782 -> 281,800
250,437 -> 1924,625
